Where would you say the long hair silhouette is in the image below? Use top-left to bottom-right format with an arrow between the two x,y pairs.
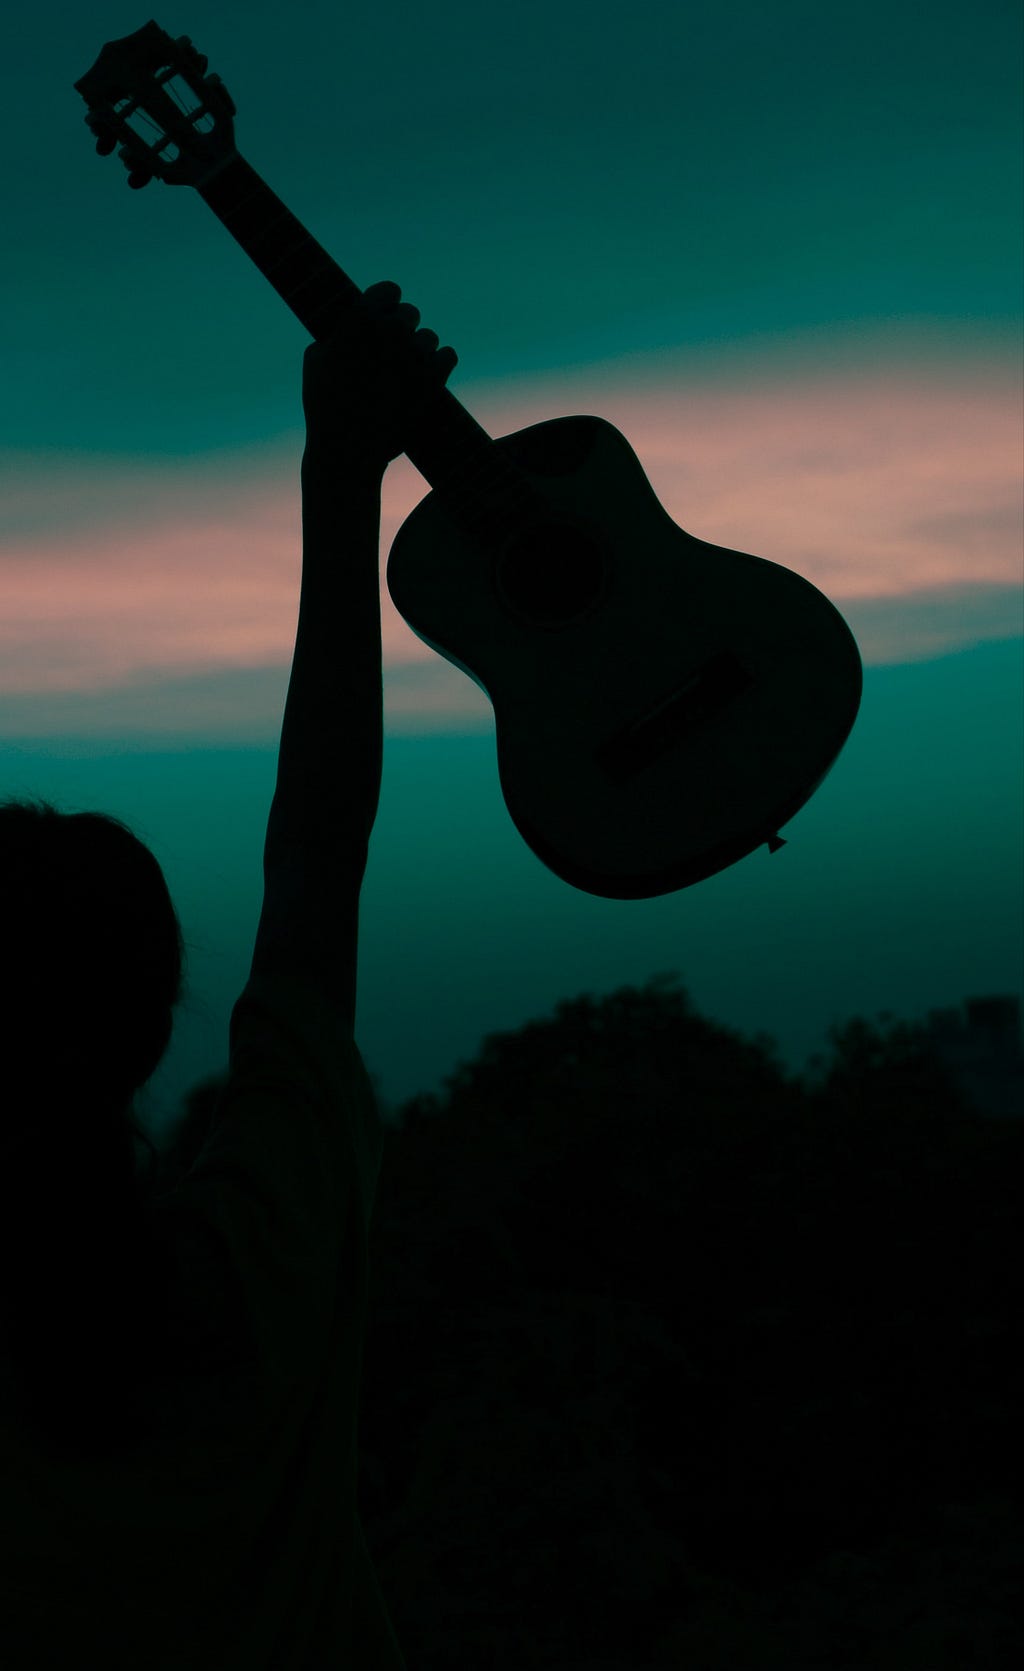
0,796 -> 188,1458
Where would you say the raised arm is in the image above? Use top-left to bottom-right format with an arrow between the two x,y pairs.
249,282 -> 458,1032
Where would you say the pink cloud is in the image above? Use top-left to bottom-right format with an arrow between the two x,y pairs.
1,355 -> 1019,735
493,353 -> 1021,603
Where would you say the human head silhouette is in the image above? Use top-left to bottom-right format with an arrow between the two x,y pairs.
0,796 -> 188,1454
0,796 -> 186,1128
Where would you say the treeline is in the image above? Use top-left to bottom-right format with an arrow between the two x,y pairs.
166,979 -> 1023,1669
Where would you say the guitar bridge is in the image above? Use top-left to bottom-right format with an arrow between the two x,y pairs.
596,650 -> 754,781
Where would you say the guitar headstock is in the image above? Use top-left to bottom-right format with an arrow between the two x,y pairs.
74,20 -> 237,189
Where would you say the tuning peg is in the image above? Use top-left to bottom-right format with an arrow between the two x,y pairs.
127,169 -> 153,190
86,111 -> 118,147
174,34 -> 208,72
205,72 -> 236,116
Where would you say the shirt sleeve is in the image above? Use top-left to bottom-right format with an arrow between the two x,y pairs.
155,969 -> 385,1397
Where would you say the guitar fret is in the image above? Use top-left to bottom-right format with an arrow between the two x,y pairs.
250,218 -> 312,269
206,180 -> 275,234
284,258 -> 341,304
260,239 -> 329,297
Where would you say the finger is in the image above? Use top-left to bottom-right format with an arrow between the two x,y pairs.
394,301 -> 421,331
413,327 -> 440,353
363,280 -> 402,309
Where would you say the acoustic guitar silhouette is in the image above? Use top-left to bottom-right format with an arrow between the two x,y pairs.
75,21 -> 862,899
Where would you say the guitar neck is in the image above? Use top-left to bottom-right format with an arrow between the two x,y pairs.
198,152 -> 531,529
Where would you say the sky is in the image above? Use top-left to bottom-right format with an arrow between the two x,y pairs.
1,0 -> 1021,1136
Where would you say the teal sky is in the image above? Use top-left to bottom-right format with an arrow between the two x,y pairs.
3,0 -> 1020,450
1,1 -> 1021,1131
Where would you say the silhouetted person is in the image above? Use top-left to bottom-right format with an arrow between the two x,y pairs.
0,282 -> 456,1668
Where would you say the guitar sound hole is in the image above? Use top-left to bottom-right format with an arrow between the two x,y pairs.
496,523 -> 606,627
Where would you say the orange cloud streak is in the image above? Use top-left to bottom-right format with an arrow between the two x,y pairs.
1,357 -> 1019,735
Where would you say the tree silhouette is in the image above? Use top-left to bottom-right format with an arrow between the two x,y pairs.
165,982 -> 1022,1668
359,982 -> 1022,1667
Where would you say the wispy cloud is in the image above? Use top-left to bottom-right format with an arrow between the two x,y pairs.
2,355 -> 1019,738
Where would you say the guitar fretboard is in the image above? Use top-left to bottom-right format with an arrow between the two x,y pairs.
198,154 -> 544,538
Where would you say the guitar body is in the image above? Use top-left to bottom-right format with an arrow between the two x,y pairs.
389,416 -> 862,898
75,22 -> 863,898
